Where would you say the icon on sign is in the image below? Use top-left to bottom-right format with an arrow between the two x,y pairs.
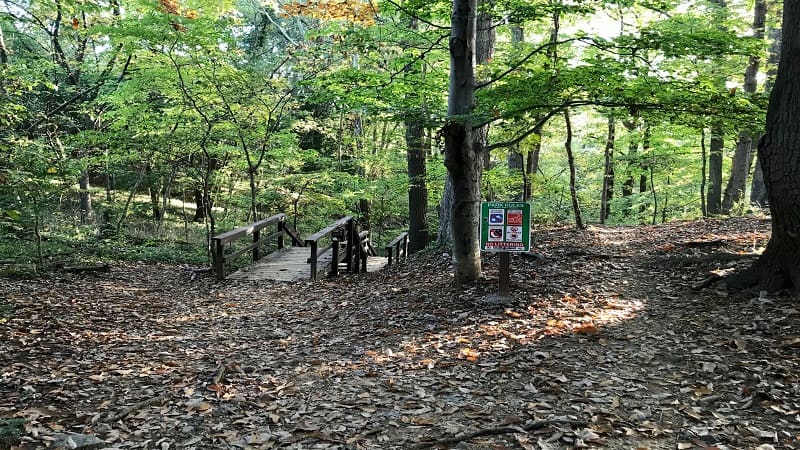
506,226 -> 522,242
488,209 -> 504,224
507,210 -> 523,226
488,227 -> 504,241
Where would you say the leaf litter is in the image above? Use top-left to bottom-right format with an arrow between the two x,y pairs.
1,216 -> 799,449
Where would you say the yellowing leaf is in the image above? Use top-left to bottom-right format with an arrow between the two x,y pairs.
458,348 -> 480,361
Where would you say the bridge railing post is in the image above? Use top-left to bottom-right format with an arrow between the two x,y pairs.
361,231 -> 368,272
352,220 -> 362,273
277,217 -> 285,250
346,219 -> 355,273
252,229 -> 260,262
212,238 -> 225,280
309,240 -> 318,281
330,237 -> 340,277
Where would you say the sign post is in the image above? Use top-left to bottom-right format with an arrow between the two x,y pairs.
480,202 -> 531,296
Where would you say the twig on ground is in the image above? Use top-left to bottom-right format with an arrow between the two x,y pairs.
411,419 -> 585,449
106,394 -> 169,422
212,364 -> 227,385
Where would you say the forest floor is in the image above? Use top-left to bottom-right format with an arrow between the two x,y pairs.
2,216 -> 799,450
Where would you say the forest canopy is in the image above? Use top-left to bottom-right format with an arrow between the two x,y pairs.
0,0 -> 776,268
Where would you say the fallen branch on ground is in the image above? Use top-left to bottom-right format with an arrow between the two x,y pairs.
106,394 -> 169,423
411,418 -> 585,449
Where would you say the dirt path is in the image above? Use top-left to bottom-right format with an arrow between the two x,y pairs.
2,216 -> 798,449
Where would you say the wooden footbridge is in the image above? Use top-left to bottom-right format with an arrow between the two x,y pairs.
211,214 -> 409,282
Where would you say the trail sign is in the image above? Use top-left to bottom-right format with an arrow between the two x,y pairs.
480,202 -> 531,252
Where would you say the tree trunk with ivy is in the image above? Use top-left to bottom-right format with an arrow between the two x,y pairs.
731,2 -> 800,292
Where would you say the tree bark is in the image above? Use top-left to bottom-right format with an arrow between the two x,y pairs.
476,0 -> 495,170
564,109 -> 584,230
79,170 -> 91,224
443,0 -> 481,283
731,1 -> 800,292
621,118 -> 639,216
404,17 -> 428,252
700,129 -> 708,216
706,123 -> 724,215
0,25 -> 8,65
600,116 -> 615,223
406,114 -> 429,252
751,6 -> 781,207
722,0 -> 766,214
750,159 -> 768,207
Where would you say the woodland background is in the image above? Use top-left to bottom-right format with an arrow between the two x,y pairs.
0,0 -> 777,268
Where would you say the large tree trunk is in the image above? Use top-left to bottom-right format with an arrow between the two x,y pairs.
731,1 -> 800,292
722,0 -> 766,214
443,0 -> 481,283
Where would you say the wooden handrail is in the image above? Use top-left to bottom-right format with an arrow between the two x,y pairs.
305,216 -> 355,281
385,231 -> 409,266
305,216 -> 353,243
211,213 -> 304,281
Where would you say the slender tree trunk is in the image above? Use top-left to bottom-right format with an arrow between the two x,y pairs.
732,2 -> 800,292
722,0 -> 766,213
564,109 -> 584,229
79,170 -> 91,224
406,119 -> 429,252
700,129 -> 708,216
639,123 -> 651,218
117,166 -> 147,232
149,186 -> 161,221
750,160 -> 768,207
158,168 -> 176,228
707,123 -> 724,215
600,116 -> 615,223
0,25 -> 9,65
248,167 -> 259,222
147,164 -> 161,221
443,0 -> 481,282
751,6 -> 781,206
705,0 -> 727,216
193,189 -> 205,222
404,18 -> 429,253
438,178 -> 455,246
621,118 -> 638,216
525,129 -> 541,201
476,0 -> 495,170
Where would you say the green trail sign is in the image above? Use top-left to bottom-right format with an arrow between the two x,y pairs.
480,202 -> 531,252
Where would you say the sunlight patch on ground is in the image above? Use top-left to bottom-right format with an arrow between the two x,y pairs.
366,294 -> 646,369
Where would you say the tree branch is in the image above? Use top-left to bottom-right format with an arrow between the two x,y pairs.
381,0 -> 450,30
476,37 -> 582,90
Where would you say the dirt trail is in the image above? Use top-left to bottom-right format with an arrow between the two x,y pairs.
2,216 -> 798,449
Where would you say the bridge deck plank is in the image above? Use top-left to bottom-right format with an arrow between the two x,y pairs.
227,247 -> 389,282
